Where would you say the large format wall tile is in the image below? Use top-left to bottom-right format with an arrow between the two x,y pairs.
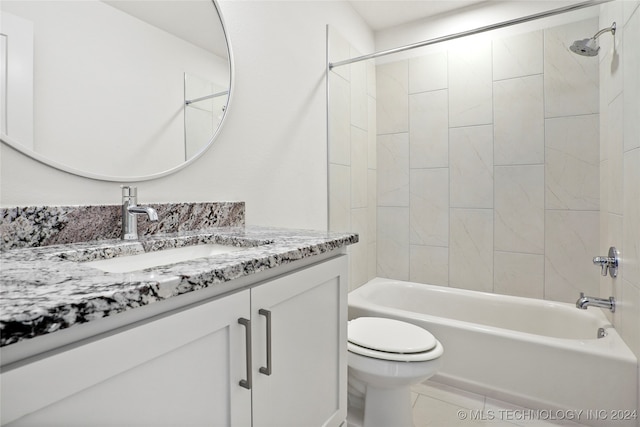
545,210 -> 599,303
623,149 -> 640,286
448,41 -> 492,127
450,125 -> 493,208
351,126 -> 368,209
367,95 -> 377,168
495,165 -> 544,254
409,50 -> 448,94
494,251 -> 544,299
350,50 -> 368,131
623,0 -> 640,25
329,164 -> 350,232
492,30 -> 543,80
328,72 -> 350,166
378,133 -> 410,206
410,168 -> 449,246
545,115 -> 600,210
493,75 -> 544,165
376,61 -> 408,134
410,89 -> 449,168
368,242 -> 377,282
607,94 -> 624,215
544,18 -> 599,117
410,244 -> 449,286
598,5 -> 623,106
600,212 -> 622,325
367,58 -> 376,99
349,207 -> 368,291
378,207 -> 410,280
620,279 -> 640,357
623,5 -> 640,152
603,0 -> 640,369
450,208 -> 493,292
328,29 -> 377,291
368,169 -> 377,244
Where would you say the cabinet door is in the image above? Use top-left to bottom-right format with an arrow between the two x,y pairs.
251,255 -> 348,427
2,290 -> 252,427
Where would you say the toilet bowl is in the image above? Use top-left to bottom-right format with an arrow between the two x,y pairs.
346,317 -> 444,427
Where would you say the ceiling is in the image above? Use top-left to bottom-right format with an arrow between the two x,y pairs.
347,0 -> 488,31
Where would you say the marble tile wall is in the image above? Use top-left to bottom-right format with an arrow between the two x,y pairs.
375,17 -> 603,303
598,0 -> 640,373
328,28 -> 377,291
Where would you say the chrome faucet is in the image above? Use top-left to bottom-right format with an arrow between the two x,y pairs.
121,186 -> 158,240
576,292 -> 615,312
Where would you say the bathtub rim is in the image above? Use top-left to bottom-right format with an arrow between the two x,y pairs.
349,277 -> 637,363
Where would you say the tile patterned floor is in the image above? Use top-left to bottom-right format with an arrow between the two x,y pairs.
412,381 -> 589,427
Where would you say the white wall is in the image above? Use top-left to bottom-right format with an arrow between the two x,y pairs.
0,1 -> 374,230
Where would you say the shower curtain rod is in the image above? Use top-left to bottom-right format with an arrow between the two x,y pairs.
185,90 -> 229,105
329,0 -> 611,70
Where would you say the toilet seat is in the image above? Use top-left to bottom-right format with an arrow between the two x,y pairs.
348,317 -> 443,362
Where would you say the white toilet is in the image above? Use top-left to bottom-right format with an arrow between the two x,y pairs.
346,317 -> 444,427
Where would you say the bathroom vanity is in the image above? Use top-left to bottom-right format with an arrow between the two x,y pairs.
0,204 -> 356,426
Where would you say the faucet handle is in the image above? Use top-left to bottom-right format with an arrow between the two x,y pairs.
593,256 -> 609,276
593,246 -> 619,278
121,185 -> 137,198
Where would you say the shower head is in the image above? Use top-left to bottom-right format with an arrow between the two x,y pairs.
570,38 -> 600,56
570,22 -> 616,57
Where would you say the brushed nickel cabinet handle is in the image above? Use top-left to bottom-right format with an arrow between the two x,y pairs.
238,318 -> 252,389
258,309 -> 272,376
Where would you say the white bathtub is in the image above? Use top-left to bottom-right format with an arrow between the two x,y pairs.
349,278 -> 639,427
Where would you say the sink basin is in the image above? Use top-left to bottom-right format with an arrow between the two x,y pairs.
83,244 -> 245,273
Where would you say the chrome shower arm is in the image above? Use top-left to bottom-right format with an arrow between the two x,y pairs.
592,22 -> 616,39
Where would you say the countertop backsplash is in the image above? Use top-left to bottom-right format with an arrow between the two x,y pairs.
0,202 -> 245,250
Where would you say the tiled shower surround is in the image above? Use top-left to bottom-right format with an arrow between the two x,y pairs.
375,18 -> 602,304
329,0 -> 640,366
598,1 -> 640,360
329,36 -> 378,291
330,17 -> 602,302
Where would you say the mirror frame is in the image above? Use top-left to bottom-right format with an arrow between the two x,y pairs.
0,0 -> 233,182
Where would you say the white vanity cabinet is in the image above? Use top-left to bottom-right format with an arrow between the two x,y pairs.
1,255 -> 348,427
250,255 -> 347,427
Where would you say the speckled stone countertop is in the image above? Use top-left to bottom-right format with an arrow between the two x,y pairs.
0,205 -> 357,348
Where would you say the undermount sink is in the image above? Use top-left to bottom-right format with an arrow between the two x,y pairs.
83,244 -> 245,273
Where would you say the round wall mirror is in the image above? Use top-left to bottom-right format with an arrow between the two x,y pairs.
0,0 -> 232,181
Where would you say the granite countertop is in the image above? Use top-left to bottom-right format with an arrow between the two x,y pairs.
0,226 -> 358,347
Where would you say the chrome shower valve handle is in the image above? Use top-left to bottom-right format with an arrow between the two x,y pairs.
593,246 -> 619,278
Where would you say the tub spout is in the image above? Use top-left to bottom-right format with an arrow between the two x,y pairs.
576,292 -> 615,312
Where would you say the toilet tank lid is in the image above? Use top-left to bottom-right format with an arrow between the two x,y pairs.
348,317 -> 437,354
